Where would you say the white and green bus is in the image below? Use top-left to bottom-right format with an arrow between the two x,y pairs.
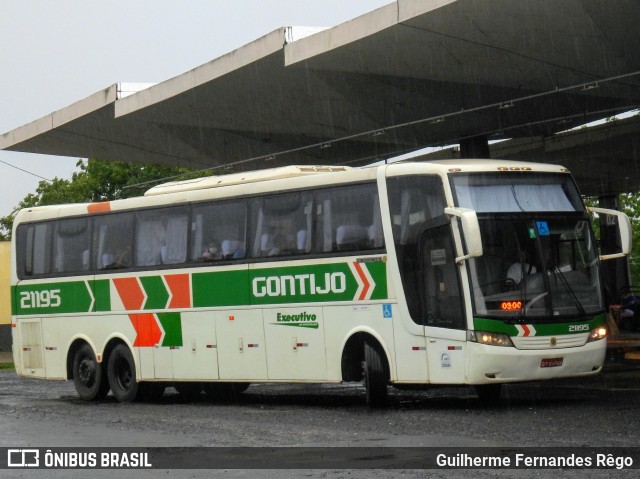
10,160 -> 631,406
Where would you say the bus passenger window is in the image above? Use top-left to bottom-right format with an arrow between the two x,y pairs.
251,192 -> 312,258
93,213 -> 134,270
135,207 -> 188,267
315,183 -> 384,254
16,223 -> 51,278
53,218 -> 91,274
191,201 -> 247,262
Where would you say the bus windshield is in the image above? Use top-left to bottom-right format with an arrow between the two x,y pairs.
451,171 -> 583,213
466,217 -> 603,320
451,172 -> 603,320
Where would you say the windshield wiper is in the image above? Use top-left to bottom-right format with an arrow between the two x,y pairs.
551,266 -> 586,316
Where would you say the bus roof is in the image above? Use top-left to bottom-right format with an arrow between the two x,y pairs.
144,165 -> 353,196
13,159 -> 572,226
388,158 -> 570,174
144,159 -> 570,196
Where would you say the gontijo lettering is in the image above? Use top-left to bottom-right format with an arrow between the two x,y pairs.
252,273 -> 346,298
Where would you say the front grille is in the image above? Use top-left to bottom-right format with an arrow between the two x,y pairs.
511,333 -> 589,350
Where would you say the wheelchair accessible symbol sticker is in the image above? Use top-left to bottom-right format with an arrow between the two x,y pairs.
536,221 -> 550,236
382,304 -> 393,319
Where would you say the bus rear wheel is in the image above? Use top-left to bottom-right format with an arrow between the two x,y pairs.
72,343 -> 109,401
107,344 -> 140,402
364,339 -> 388,408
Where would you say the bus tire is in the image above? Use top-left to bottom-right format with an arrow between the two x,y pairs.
72,343 -> 109,401
364,339 -> 388,408
107,344 -> 140,403
475,384 -> 502,403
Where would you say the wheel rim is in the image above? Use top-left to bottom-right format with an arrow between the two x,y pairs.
78,356 -> 95,386
115,357 -> 132,391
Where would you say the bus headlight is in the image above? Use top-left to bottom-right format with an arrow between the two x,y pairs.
468,330 -> 514,347
588,327 -> 607,342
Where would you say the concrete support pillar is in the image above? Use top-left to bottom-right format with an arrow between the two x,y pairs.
460,135 -> 490,159
598,194 -> 631,304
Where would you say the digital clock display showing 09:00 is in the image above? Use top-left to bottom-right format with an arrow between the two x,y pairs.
500,300 -> 523,311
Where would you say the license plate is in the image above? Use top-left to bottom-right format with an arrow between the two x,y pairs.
540,358 -> 563,368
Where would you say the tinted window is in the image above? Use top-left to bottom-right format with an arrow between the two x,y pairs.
16,181 -> 387,279
251,191 -> 313,257
16,224 -> 33,277
192,201 -> 247,261
387,175 -> 447,324
451,172 -> 583,212
135,207 -> 189,267
315,183 -> 384,254
93,212 -> 134,270
52,218 -> 90,273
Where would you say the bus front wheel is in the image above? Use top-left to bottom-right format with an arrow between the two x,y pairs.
364,340 -> 388,407
107,344 -> 140,402
72,343 -> 109,401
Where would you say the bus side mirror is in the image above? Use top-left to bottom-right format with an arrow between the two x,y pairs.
444,207 -> 483,263
587,207 -> 632,260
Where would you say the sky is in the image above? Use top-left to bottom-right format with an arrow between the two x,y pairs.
0,0 -> 392,218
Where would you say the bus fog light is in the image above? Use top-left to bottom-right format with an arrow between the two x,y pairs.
588,327 -> 607,342
468,330 -> 513,347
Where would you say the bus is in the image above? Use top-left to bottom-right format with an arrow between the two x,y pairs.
10,160 -> 631,406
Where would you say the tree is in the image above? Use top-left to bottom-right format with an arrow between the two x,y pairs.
585,193 -> 640,287
0,159 -> 202,239
619,192 -> 640,287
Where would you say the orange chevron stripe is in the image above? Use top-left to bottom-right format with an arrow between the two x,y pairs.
113,277 -> 145,310
165,273 -> 191,308
130,313 -> 162,347
352,262 -> 371,301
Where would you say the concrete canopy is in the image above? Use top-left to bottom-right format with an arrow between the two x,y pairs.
2,0 -> 640,195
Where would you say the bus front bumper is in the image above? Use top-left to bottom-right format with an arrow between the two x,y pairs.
466,339 -> 606,384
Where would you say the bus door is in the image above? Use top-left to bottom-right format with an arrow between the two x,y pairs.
420,223 -> 467,384
153,339 -> 173,380
13,281 -> 49,378
17,317 -> 46,378
215,309 -> 268,380
171,311 -> 219,380
263,307 -> 326,380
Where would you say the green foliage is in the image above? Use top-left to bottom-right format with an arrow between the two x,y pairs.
585,193 -> 640,287
619,193 -> 640,287
0,159 -> 203,239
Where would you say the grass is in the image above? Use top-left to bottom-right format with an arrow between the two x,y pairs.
0,362 -> 14,370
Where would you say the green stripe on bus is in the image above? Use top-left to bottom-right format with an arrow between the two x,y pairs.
91,279 -> 111,312
192,269 -> 251,308
14,281 -> 93,315
140,276 -> 169,310
10,286 -> 16,316
13,260 -> 388,316
157,312 -> 183,347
